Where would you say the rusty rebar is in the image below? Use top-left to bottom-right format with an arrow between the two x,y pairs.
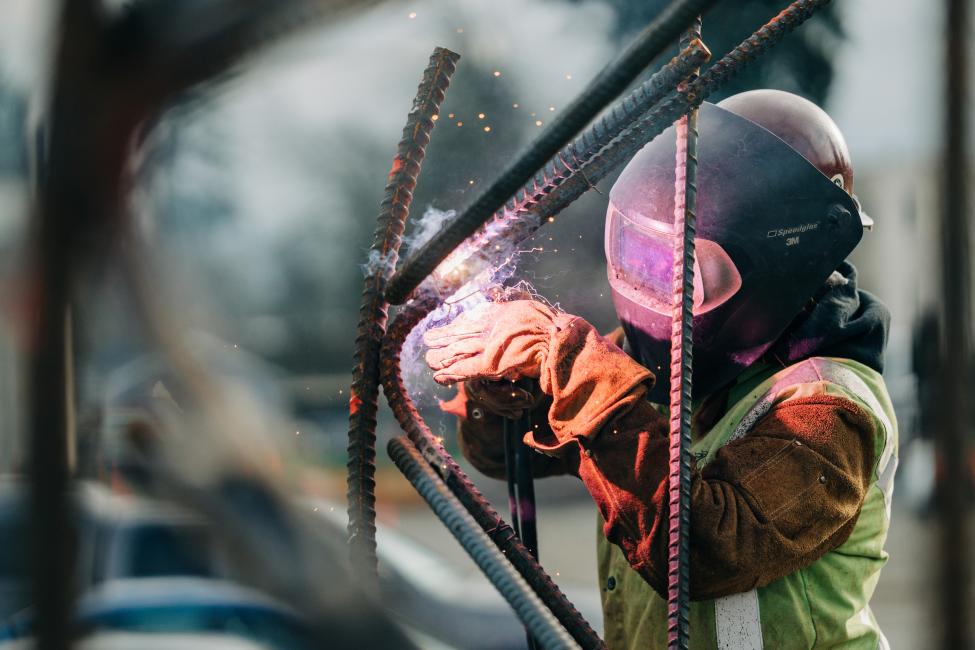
396,40 -> 711,302
379,290 -> 606,649
384,0 -> 718,304
405,0 -> 828,306
388,436 -> 580,650
666,19 -> 701,650
347,47 -> 459,585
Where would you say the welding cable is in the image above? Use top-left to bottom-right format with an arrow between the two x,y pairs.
515,411 -> 539,560
423,0 -> 833,303
384,0 -> 719,304
389,436 -> 580,650
503,417 -> 523,540
380,291 -> 607,649
665,18 -> 701,650
347,47 -> 460,585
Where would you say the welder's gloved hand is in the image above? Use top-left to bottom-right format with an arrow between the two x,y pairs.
464,377 -> 544,420
424,300 -> 655,452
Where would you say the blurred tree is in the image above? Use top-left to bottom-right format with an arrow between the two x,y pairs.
581,0 -> 843,104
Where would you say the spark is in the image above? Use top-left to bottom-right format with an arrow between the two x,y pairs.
565,74 -> 573,80
457,121 -> 463,126
477,113 -> 485,119
469,179 -> 475,185
483,126 -> 491,132
493,70 -> 502,77
295,430 -> 301,435
448,113 -> 455,118
512,103 -> 519,109
535,120 -> 543,127
549,106 -> 555,112
547,216 -> 555,223
408,11 -> 417,19
431,114 -> 439,121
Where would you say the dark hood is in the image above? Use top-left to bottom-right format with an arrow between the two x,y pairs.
764,261 -> 890,373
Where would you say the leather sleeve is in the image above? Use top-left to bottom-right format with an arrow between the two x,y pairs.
571,394 -> 876,600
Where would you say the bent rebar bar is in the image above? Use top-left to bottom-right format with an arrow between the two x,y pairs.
388,436 -> 580,650
384,0 -> 718,304
347,46 -> 459,587
379,293 -> 607,649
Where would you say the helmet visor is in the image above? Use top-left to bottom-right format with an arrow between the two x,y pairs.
606,203 -> 742,315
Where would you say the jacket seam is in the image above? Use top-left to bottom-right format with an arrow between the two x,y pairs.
797,566 -> 819,648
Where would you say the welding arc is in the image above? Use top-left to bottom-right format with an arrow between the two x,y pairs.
347,46 -> 459,586
389,436 -> 581,650
666,18 -> 701,650
379,290 -> 607,649
384,0 -> 718,304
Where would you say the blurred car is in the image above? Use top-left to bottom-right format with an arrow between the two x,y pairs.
0,482 -> 601,649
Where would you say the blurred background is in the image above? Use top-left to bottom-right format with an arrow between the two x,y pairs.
0,0 -> 971,648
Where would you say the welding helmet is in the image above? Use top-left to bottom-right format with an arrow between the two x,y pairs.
606,90 -> 869,401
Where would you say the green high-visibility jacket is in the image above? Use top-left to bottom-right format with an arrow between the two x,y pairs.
597,357 -> 897,650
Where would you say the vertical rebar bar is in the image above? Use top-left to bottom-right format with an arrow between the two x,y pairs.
666,18 -> 701,650
347,47 -> 459,585
937,0 -> 971,646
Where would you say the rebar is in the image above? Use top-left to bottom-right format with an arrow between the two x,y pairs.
937,0 -> 972,646
347,47 -> 459,585
388,436 -> 580,650
402,0 -> 828,305
374,2 -> 833,647
384,0 -> 718,304
29,3 -> 103,647
666,19 -> 701,650
379,290 -> 606,649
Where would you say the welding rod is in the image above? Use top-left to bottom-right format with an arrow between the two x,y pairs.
346,46 -> 459,587
389,436 -> 580,650
384,0 -> 719,304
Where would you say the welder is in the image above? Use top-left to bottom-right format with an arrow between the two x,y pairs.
424,89 -> 897,649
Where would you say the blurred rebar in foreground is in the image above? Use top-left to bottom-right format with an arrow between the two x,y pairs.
937,0 -> 972,647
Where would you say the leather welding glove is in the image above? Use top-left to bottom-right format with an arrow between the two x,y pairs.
440,381 -> 570,479
424,300 -> 654,450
